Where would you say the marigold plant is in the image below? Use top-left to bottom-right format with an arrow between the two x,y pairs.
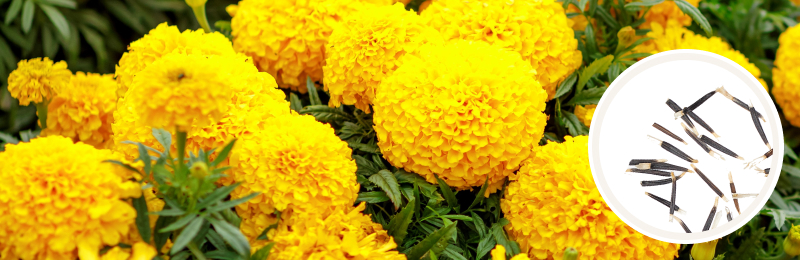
772,24 -> 800,127
0,136 -> 140,260
421,0 -> 582,99
640,0 -> 701,29
373,40 -> 548,193
99,242 -> 157,260
323,3 -> 443,112
501,136 -> 680,260
41,72 -> 117,149
7,57 -> 71,106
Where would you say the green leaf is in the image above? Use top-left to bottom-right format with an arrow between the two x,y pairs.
441,215 -> 473,221
577,55 -> 614,91
554,72 -> 578,99
171,218 -> 205,254
404,222 -> 457,260
289,93 -> 302,112
299,105 -> 355,123
78,9 -> 111,34
467,176 -> 489,211
21,0 -> 34,34
256,210 -> 281,240
620,53 -> 652,60
152,207 -> 186,216
770,190 -> 789,210
594,6 -> 619,30
369,169 -> 403,210
785,143 -> 798,161
566,87 -> 607,106
0,36 -> 16,69
206,192 -> 259,213
350,142 -> 380,154
728,227 -> 764,260
4,0 -> 23,25
171,251 -> 191,260
39,0 -> 76,8
79,25 -> 105,66
583,23 -> 597,56
205,250 -> 239,260
132,195 -> 151,243
782,164 -> 800,179
152,128 -> 172,152
387,198 -> 415,245
0,132 -> 19,144
712,253 -> 725,260
102,0 -> 145,34
476,234 -> 496,260
770,208 -> 787,230
250,242 -> 275,260
42,26 -> 58,58
435,176 -> 458,211
563,110 -> 589,136
306,76 -> 322,106
103,160 -> 142,175
154,216 -> 174,250
356,191 -> 390,203
211,139 -> 237,167
206,229 -> 227,251
492,218 -> 520,256
624,0 -> 664,7
208,217 -> 251,257
134,142 -> 152,176
197,183 -> 241,210
673,0 -> 712,36
160,214 -> 197,233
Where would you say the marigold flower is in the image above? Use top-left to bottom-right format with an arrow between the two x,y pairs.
691,239 -> 719,260
639,0 -> 701,29
229,0 -> 392,92
256,203 -> 405,259
772,25 -> 800,127
491,245 -> 531,260
99,242 -> 157,260
373,40 -> 548,193
636,20 -> 768,91
785,225 -> 800,257
501,136 -> 680,260
574,104 -> 597,127
114,22 -> 238,98
7,57 -> 71,105
229,113 -> 359,242
0,136 -> 139,260
422,0 -> 582,99
41,72 -> 117,149
323,3 -> 443,112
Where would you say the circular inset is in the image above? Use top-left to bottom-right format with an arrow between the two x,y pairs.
588,49 -> 783,244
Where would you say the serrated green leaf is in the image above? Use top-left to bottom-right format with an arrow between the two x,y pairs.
442,245 -> 468,260
289,93 -> 303,112
4,0 -> 23,25
404,222 -> 457,260
356,191 -> 390,203
134,142 -> 152,176
554,72 -> 578,99
132,195 -> 151,243
566,87 -> 607,106
476,234 -> 495,260
436,176 -> 458,212
154,216 -> 174,250
299,105 -> 355,123
207,192 -> 259,213
595,6 -> 619,30
197,183 -> 240,210
160,214 -> 197,233
171,218 -> 204,254
563,110 -> 589,136
492,218 -> 520,256
350,142 -> 380,153
211,139 -> 237,167
673,0 -> 712,36
21,0 -> 34,33
388,198 -> 415,245
584,23 -> 597,56
369,169 -> 403,210
770,208 -> 787,230
208,218 -> 251,257
712,253 -> 725,260
152,128 -> 172,152
206,229 -> 226,251
577,55 -> 614,91
467,176 -> 489,211
770,190 -> 789,210
307,77 -> 322,106
624,0 -> 664,7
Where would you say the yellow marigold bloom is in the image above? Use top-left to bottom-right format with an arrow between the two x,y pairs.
491,245 -> 531,260
260,203 -> 405,259
691,239 -> 719,260
785,225 -> 800,257
323,3 -> 443,112
115,22 -> 238,98
772,25 -> 800,128
574,104 -> 597,127
100,242 -> 157,260
229,0 -> 392,92
0,136 -> 139,260
7,57 -> 71,105
41,72 -> 117,149
501,136 -> 680,260
229,113 -> 359,242
422,0 -> 582,99
636,20 -> 768,91
373,41 -> 548,193
639,0 -> 700,29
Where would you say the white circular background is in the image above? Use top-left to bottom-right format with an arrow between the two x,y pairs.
588,49 -> 784,244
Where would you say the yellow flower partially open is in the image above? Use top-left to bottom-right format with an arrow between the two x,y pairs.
7,57 -> 71,105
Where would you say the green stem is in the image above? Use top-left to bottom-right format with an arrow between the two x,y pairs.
35,101 -> 48,130
191,5 -> 211,33
176,130 -> 188,180
187,242 -> 207,260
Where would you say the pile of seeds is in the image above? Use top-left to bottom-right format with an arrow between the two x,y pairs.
629,86 -> 773,233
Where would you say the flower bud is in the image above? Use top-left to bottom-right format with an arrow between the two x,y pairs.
190,161 -> 209,179
562,247 -> 578,260
617,26 -> 636,48
691,239 -> 719,260
784,225 -> 800,257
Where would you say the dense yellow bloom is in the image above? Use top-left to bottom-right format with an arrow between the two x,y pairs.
99,242 -> 157,260
636,20 -> 768,90
422,0 -> 582,99
114,22 -> 238,98
229,0 -> 392,92
501,136 -> 680,259
373,41 -> 548,193
323,3 -> 443,112
691,239 -> 719,260
574,105 -> 597,127
772,25 -> 800,127
123,52 -> 239,131
491,245 -> 531,260
639,0 -> 700,29
41,72 -> 117,149
230,113 -> 359,242
7,57 -> 71,105
0,136 -> 140,260
261,203 -> 405,260
785,225 -> 800,256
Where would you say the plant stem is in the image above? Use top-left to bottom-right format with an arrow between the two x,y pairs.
176,130 -> 188,180
35,101 -> 48,129
191,5 -> 211,33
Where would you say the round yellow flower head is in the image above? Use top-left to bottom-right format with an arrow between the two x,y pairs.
691,239 -> 719,260
7,57 -> 71,105
99,242 -> 157,260
257,203 -> 405,259
0,135 -> 140,260
574,104 -> 597,127
41,72 -> 117,149
421,0 -> 582,100
115,22 -> 238,98
229,114 -> 359,241
323,3 -> 443,112
636,20 -> 768,91
491,245 -> 531,260
229,0 -> 393,92
772,25 -> 800,128
639,0 -> 701,29
785,225 -> 800,257
501,136 -> 680,259
124,52 -> 238,131
373,40 -> 548,193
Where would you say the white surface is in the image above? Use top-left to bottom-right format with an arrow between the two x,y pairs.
589,50 -> 783,244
